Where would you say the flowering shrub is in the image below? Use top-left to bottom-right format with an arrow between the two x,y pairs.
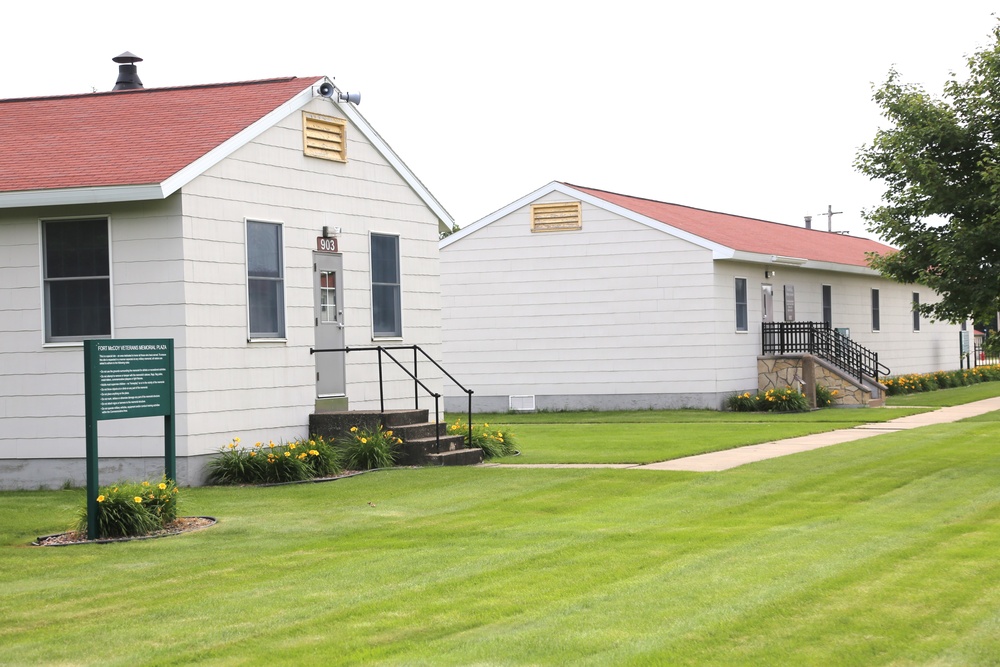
340,425 -> 401,470
75,477 -> 180,539
814,384 -> 839,408
883,364 -> 1000,396
726,387 -> 810,412
449,419 -> 518,458
206,436 -> 341,485
727,391 -> 759,412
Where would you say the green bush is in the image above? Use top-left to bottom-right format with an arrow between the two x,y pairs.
75,477 -> 180,539
727,387 -> 809,412
814,384 -> 840,408
340,426 -> 399,470
726,391 -> 760,412
449,419 -> 518,458
206,437 -> 342,485
883,364 -> 1000,395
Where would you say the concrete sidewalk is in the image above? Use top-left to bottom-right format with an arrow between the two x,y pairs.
492,396 -> 1000,473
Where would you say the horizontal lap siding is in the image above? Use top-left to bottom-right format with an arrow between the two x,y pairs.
0,198 -> 186,460
177,98 -> 443,456
441,194 -> 717,403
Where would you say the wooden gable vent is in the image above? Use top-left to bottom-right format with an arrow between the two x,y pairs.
303,112 -> 347,162
531,201 -> 582,233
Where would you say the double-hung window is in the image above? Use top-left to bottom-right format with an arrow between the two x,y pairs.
42,218 -> 111,342
734,277 -> 748,332
246,220 -> 285,339
371,233 -> 401,337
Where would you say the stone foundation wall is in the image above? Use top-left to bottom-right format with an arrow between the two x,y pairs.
758,354 -> 872,408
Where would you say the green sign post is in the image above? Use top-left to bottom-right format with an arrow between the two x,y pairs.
83,339 -> 175,539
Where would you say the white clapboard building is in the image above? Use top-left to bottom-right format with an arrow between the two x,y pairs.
0,57 -> 450,488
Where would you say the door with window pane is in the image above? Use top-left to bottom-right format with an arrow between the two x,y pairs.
314,253 -> 345,397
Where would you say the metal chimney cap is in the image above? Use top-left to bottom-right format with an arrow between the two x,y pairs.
112,51 -> 143,64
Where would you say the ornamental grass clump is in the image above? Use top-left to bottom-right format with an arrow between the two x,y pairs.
205,436 -> 342,485
449,419 -> 518,458
340,426 -> 400,470
726,387 -> 809,412
75,477 -> 180,539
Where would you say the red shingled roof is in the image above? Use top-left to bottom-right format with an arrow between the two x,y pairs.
568,183 -> 894,267
0,77 -> 323,193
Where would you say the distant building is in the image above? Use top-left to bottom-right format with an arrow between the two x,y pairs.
440,182 -> 967,412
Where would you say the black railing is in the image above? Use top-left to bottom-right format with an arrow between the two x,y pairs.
761,321 -> 890,383
309,345 -> 474,452
974,344 -> 1000,367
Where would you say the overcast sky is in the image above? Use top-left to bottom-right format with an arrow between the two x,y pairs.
4,1 -> 997,239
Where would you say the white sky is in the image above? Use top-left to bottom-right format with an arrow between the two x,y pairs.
4,1 -> 997,239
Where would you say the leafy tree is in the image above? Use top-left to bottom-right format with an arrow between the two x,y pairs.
856,25 -> 1000,324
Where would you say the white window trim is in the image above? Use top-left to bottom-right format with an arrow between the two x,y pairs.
734,276 -> 749,333
912,292 -> 921,333
245,218 -> 288,343
38,215 -> 115,347
369,231 -> 403,340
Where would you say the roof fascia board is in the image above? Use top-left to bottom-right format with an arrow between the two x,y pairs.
334,100 -> 455,227
721,251 -> 880,276
441,181 -> 734,257
0,184 -> 165,209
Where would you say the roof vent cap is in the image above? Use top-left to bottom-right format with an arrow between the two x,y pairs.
112,51 -> 144,90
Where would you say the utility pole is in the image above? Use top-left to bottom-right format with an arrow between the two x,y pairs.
819,204 -> 842,232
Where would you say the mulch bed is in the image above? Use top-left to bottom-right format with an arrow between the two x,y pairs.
33,516 -> 217,547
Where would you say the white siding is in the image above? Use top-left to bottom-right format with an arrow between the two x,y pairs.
0,198 -> 186,464
174,97 -> 443,457
442,193 -> 718,409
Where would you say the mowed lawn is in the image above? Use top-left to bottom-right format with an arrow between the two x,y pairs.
457,406 -> 931,464
4,393 -> 1000,664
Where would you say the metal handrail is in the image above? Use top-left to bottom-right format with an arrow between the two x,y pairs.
761,321 -> 890,383
310,345 -> 474,452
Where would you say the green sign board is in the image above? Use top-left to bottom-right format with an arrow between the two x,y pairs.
83,339 -> 176,539
86,340 -> 174,420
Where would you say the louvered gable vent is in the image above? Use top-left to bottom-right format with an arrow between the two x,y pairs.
531,201 -> 582,232
303,112 -> 347,162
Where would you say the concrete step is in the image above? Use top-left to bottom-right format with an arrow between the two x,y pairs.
310,409 -> 482,467
392,421 -> 446,441
396,433 -> 468,465
425,448 -> 484,466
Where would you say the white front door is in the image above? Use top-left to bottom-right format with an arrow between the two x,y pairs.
314,253 -> 345,397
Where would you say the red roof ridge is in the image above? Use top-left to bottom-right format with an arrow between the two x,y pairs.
0,76 -> 323,104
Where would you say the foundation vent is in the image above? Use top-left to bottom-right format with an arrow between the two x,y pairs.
509,395 -> 536,412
